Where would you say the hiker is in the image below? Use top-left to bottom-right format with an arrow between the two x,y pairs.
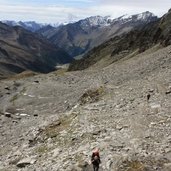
91,148 -> 101,171
147,94 -> 151,101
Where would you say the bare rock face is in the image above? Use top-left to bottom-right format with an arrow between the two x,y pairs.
0,45 -> 171,170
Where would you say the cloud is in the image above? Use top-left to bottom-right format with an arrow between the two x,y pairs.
0,0 -> 170,23
99,0 -> 170,14
0,0 -> 97,22
99,0 -> 170,7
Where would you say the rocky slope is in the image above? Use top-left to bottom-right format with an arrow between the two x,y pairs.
0,22 -> 72,79
0,43 -> 171,170
39,12 -> 157,58
68,9 -> 171,71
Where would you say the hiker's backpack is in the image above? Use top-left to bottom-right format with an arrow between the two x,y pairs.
92,152 -> 100,164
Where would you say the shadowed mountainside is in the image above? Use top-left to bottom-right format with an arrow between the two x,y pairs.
0,22 -> 73,79
38,12 -> 157,58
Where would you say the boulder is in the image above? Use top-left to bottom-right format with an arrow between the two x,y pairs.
16,158 -> 36,168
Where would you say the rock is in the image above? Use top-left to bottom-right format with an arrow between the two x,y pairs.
13,150 -> 22,156
20,113 -> 30,117
5,112 -> 12,118
92,130 -> 101,136
148,89 -> 154,93
165,90 -> 171,94
149,103 -> 161,109
116,125 -> 128,131
106,159 -> 113,170
12,120 -> 18,124
16,158 -> 36,168
49,120 -> 61,128
163,163 -> 171,171
9,157 -> 21,165
34,80 -> 39,84
53,148 -> 62,158
0,162 -> 4,170
15,116 -> 22,120
77,161 -> 92,171
5,86 -> 10,90
165,147 -> 171,153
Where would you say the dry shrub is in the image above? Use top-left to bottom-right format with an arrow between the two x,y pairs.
79,86 -> 105,105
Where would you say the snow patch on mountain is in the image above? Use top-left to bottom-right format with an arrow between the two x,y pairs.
79,16 -> 111,27
1,20 -> 48,32
1,11 -> 157,32
110,11 -> 157,25
77,11 -> 157,30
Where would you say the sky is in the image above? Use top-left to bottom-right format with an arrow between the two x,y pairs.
0,0 -> 170,23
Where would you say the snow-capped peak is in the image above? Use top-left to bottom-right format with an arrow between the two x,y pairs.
1,11 -> 157,32
1,20 -> 48,32
135,11 -> 156,20
79,15 -> 112,29
78,11 -> 157,29
121,11 -> 156,21
111,11 -> 157,25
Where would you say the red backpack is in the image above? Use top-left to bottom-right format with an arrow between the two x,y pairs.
92,151 -> 100,164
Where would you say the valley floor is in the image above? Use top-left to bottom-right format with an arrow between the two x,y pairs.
0,46 -> 171,171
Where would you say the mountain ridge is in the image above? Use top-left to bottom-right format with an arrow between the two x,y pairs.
0,22 -> 73,78
1,20 -> 48,32
1,9 -> 171,171
68,9 -> 171,71
38,11 -> 158,58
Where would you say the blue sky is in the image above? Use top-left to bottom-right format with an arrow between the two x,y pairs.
0,0 -> 170,23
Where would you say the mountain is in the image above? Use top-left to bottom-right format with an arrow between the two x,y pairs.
0,22 -> 73,79
68,9 -> 171,71
1,20 -> 66,32
38,11 -> 158,58
1,34 -> 171,170
1,20 -> 48,32
1,9 -> 171,171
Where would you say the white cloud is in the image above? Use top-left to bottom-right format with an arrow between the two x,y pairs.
99,0 -> 170,7
98,0 -> 170,15
0,4 -> 77,23
0,1 -> 170,23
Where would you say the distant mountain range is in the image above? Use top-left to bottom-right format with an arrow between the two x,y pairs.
0,22 -> 72,78
69,9 -> 171,71
1,12 -> 158,59
1,20 -> 67,32
38,11 -> 158,58
1,21 -> 47,32
1,11 -> 157,33
2,10 -> 170,78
